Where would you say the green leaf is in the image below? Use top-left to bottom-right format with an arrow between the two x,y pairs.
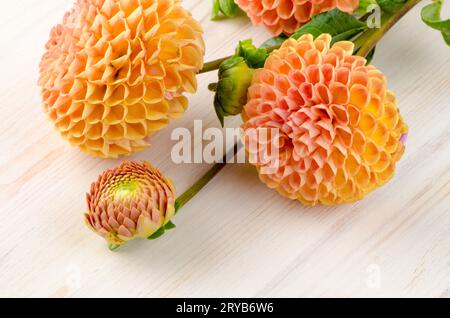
236,39 -> 269,68
421,0 -> 450,45
260,9 -> 367,44
211,0 -> 240,20
164,220 -> 176,230
377,0 -> 408,13
148,227 -> 165,240
291,9 -> 367,42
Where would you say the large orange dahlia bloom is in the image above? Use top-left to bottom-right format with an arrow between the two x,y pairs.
85,161 -> 175,247
236,0 -> 359,35
39,0 -> 205,158
242,34 -> 408,205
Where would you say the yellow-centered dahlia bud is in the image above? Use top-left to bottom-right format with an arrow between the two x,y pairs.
84,161 -> 176,248
242,34 -> 408,206
39,0 -> 205,158
236,0 -> 359,35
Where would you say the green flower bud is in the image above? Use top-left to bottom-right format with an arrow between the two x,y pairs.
209,56 -> 255,126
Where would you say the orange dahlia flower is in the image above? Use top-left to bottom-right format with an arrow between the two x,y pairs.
236,0 -> 359,35
39,0 -> 205,158
85,161 -> 176,247
242,34 -> 408,205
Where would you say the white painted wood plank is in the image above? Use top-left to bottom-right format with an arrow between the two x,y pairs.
0,0 -> 448,297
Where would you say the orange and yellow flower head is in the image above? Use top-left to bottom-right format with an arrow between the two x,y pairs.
236,0 -> 359,35
242,34 -> 408,206
39,0 -> 205,158
85,161 -> 176,246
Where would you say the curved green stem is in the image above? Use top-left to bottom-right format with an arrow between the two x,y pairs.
199,56 -> 232,74
174,142 -> 241,212
110,144 -> 240,251
199,45 -> 279,74
355,0 -> 423,57
174,162 -> 226,211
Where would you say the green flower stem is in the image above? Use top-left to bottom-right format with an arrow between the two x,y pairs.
174,143 -> 242,212
199,56 -> 231,74
174,162 -> 226,211
355,0 -> 423,57
199,46 -> 278,74
109,143 -> 241,251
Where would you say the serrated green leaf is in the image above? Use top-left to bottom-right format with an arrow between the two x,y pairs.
421,0 -> 450,45
164,220 -> 176,230
291,9 -> 367,41
377,0 -> 408,13
148,227 -> 165,240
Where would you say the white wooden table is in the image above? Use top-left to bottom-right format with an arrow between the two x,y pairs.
0,0 -> 449,298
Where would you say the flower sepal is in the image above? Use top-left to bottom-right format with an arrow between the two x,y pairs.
235,39 -> 269,68
108,244 -> 121,251
147,221 -> 177,240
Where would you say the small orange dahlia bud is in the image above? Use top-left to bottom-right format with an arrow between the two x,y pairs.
236,0 -> 359,35
242,34 -> 408,206
84,161 -> 176,248
39,0 -> 205,158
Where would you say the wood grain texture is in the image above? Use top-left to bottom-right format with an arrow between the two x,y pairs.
0,0 -> 449,298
